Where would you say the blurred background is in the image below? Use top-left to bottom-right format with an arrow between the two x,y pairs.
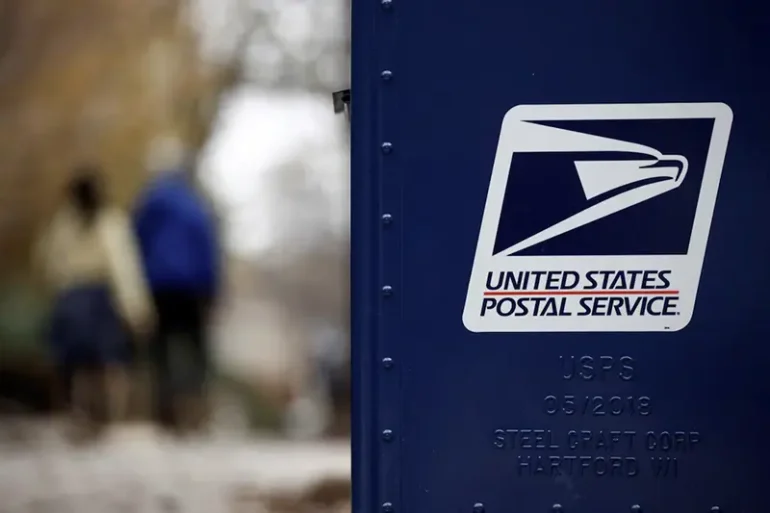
0,0 -> 351,510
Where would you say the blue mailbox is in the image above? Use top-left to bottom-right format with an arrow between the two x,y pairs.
350,1 -> 770,512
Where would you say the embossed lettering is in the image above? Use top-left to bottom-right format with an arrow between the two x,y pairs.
544,395 -> 651,416
619,356 -> 635,380
544,395 -> 557,415
645,431 -> 700,452
561,355 -> 636,381
498,356 -> 699,479
567,430 -> 636,451
520,429 -> 533,449
579,356 -> 595,379
493,429 -> 559,450
533,429 -> 550,449
494,429 -> 505,448
591,396 -> 606,416
650,457 -> 678,478
516,455 -> 639,478
599,356 -> 615,379
560,355 -> 575,379
632,396 -> 652,416
564,395 -> 576,415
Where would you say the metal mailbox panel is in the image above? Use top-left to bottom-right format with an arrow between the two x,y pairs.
350,1 -> 770,513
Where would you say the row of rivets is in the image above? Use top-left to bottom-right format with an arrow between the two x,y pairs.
380,3 -> 395,513
546,505 -> 722,513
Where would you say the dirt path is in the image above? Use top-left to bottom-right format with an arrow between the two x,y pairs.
0,421 -> 350,513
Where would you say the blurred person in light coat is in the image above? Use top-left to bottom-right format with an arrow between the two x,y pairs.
35,166 -> 154,438
132,135 -> 221,433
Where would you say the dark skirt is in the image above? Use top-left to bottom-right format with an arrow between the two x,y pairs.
48,282 -> 131,370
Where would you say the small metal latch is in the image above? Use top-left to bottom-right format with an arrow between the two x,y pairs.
332,88 -> 351,120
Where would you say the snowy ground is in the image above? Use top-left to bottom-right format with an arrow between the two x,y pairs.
0,421 -> 350,513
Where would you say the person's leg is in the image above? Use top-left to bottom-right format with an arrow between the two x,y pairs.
60,335 -> 100,436
56,358 -> 75,411
189,297 -> 209,394
68,364 -> 102,441
48,292 -> 74,413
99,300 -> 133,428
104,363 -> 130,425
173,293 -> 209,432
49,292 -> 86,438
151,292 -> 176,430
188,297 -> 210,431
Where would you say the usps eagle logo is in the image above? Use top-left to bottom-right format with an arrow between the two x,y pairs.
463,103 -> 733,333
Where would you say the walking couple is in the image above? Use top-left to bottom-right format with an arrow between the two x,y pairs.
36,140 -> 220,438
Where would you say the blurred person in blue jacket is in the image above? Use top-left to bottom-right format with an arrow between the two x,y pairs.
133,135 -> 221,432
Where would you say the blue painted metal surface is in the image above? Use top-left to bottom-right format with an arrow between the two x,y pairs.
350,1 -> 770,513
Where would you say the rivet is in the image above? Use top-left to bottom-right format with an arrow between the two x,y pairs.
381,0 -> 392,9
631,505 -> 642,513
382,357 -> 394,369
381,142 -> 393,154
381,70 -> 393,81
382,502 -> 394,513
382,285 -> 393,296
473,503 -> 485,513
711,508 -> 721,513
552,504 -> 563,513
382,429 -> 393,442
382,213 -> 393,225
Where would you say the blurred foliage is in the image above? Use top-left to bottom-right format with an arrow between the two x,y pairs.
0,0 -> 249,277
0,280 -> 47,357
